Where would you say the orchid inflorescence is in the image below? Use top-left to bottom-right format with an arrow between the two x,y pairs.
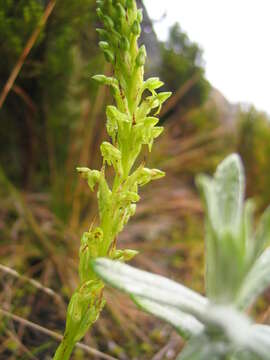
53,1 -> 171,359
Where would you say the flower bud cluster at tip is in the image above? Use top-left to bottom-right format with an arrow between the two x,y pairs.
84,0 -> 172,253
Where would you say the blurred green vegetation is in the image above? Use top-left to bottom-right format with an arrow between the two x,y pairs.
160,23 -> 210,110
0,1 -> 270,359
0,0 -> 100,190
237,107 -> 270,210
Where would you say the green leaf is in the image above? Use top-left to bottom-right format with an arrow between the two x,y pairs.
92,258 -> 208,318
236,247 -> 270,309
132,296 -> 204,339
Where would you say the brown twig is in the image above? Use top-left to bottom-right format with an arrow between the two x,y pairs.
0,263 -> 65,310
160,73 -> 200,118
12,85 -> 37,114
0,308 -> 118,360
0,0 -> 57,109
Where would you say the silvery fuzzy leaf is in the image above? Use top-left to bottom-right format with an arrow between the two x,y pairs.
248,324 -> 270,359
205,306 -> 270,359
178,307 -> 270,359
132,296 -> 204,339
92,258 -> 208,318
253,324 -> 270,337
243,200 -> 256,262
197,153 -> 244,237
196,154 -> 245,301
253,206 -> 270,258
176,334 -> 229,360
236,247 -> 270,309
213,153 -> 244,232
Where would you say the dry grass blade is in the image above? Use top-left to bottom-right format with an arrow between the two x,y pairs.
151,333 -> 182,360
69,65 -> 110,229
6,330 -> 39,360
0,263 -> 65,310
160,73 -> 200,118
0,308 -> 118,360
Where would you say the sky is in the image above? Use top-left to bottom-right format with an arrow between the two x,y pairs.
144,0 -> 270,114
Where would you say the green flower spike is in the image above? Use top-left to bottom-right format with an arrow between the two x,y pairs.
53,1 -> 171,359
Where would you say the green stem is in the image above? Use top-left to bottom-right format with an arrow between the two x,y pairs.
53,338 -> 75,360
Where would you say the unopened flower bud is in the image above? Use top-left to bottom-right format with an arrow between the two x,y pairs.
99,41 -> 109,51
131,20 -> 141,36
96,8 -> 103,20
112,249 -> 139,261
126,0 -> 134,9
120,36 -> 130,51
136,45 -> 146,67
103,15 -> 114,29
96,0 -> 104,6
96,28 -> 108,40
104,49 -> 115,63
116,3 -> 126,18
137,9 -> 143,23
92,75 -> 117,87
